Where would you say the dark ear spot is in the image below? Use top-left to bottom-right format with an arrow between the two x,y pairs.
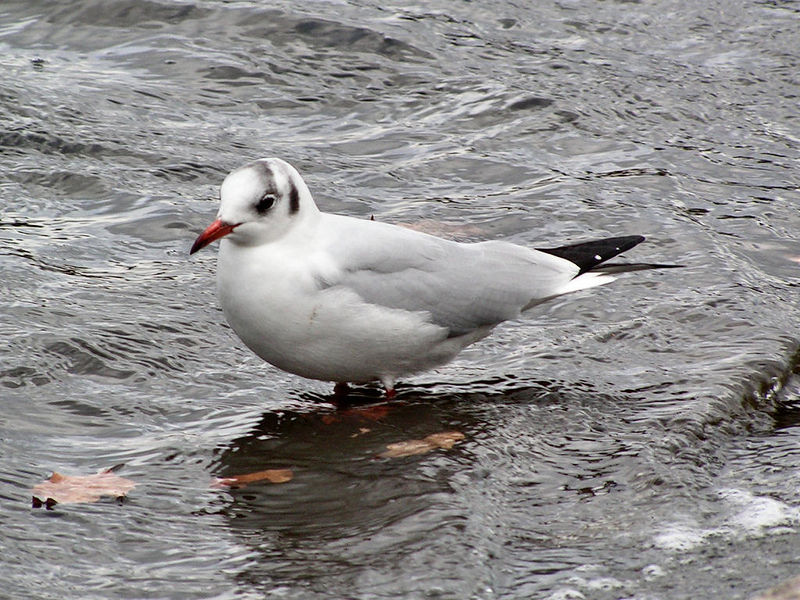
289,182 -> 300,215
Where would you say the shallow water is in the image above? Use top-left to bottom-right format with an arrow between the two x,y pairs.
1,1 -> 800,598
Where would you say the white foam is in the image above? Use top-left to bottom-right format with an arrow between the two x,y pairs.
652,524 -> 709,552
652,488 -> 800,555
719,488 -> 800,533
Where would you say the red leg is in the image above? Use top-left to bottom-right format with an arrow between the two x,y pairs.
333,382 -> 351,397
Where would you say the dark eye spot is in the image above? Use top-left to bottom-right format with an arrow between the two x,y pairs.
255,194 -> 276,214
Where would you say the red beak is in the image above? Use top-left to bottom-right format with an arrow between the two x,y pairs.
190,219 -> 238,255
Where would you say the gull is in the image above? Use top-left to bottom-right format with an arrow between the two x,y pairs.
190,158 -> 674,397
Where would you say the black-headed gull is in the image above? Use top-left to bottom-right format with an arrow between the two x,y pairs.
191,158 -> 674,397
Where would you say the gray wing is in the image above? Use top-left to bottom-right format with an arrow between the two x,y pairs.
318,216 -> 579,336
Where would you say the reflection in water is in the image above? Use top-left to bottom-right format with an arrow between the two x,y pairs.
215,389 -> 475,534
210,383 -> 689,594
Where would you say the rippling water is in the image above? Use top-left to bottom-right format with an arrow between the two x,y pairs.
2,1 -> 799,598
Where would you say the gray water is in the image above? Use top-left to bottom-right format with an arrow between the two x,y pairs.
2,1 -> 800,598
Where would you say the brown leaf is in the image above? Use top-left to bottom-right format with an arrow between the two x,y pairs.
379,431 -> 465,458
424,431 -> 465,450
32,468 -> 135,507
211,468 -> 293,489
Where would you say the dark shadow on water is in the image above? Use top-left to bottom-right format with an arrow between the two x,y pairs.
210,379 -> 619,523
206,379 -> 646,594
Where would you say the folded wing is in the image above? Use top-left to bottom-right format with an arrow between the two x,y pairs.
317,217 -> 582,336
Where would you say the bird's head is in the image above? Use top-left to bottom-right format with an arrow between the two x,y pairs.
190,158 -> 317,254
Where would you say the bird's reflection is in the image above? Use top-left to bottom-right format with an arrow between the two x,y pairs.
209,379 -> 595,535
208,379 -> 640,593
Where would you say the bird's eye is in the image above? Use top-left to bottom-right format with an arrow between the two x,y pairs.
255,194 -> 276,214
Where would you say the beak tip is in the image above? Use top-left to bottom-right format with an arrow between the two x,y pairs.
189,218 -> 237,257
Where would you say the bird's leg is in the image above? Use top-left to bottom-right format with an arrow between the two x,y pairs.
333,382 -> 351,397
385,387 -> 397,399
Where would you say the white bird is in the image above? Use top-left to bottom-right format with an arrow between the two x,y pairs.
190,158 -> 674,397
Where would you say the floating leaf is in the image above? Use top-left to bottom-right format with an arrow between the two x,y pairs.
380,431 -> 465,458
32,468 -> 135,507
424,431 -> 465,450
211,468 -> 293,489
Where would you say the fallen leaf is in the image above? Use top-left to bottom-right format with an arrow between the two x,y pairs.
380,439 -> 433,458
424,431 -> 465,450
32,468 -> 135,507
211,468 -> 293,489
379,431 -> 465,458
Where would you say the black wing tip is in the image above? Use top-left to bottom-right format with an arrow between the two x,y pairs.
605,234 -> 646,252
538,234 -> 649,274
